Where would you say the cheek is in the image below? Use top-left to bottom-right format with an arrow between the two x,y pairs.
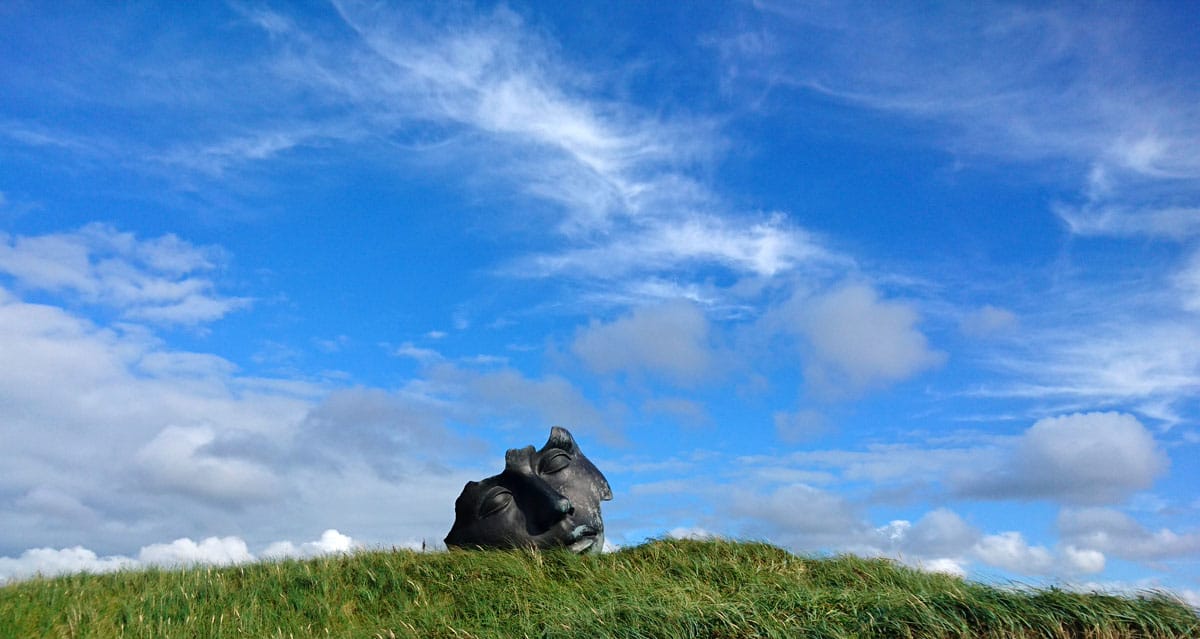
493,508 -> 531,536
547,470 -> 581,493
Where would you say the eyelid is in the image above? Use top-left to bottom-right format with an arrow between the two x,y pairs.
539,450 -> 571,474
479,488 -> 513,517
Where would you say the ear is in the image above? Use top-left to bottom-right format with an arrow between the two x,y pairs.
545,426 -> 577,454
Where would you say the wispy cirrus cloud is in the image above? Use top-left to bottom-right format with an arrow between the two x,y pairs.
4,2 -> 845,306
970,319 -> 1200,425
720,2 -> 1200,424
727,2 -> 1200,249
738,3 -> 1200,176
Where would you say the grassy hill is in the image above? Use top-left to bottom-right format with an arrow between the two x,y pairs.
1,538 -> 1196,638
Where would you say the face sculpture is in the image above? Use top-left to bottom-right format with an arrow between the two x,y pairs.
444,427 -> 613,554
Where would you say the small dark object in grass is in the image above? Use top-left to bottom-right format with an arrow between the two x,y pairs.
445,426 -> 612,554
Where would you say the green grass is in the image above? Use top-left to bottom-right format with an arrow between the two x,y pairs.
1,539 -> 1196,638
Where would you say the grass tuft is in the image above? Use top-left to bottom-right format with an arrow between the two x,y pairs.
1,538 -> 1196,638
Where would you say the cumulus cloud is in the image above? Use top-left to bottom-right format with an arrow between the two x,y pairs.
135,426 -> 282,505
1058,508 -> 1200,561
0,269 -> 614,556
0,224 -> 249,325
973,532 -> 1056,575
874,509 -> 1103,577
727,483 -> 868,549
955,412 -> 1168,504
0,547 -> 136,584
1061,545 -> 1107,575
895,509 -> 980,559
666,527 -> 720,541
0,286 -> 318,548
262,529 -> 358,560
0,284 -> 480,555
294,387 -> 466,480
572,302 -> 714,386
777,284 -> 944,396
384,360 -> 617,447
0,530 -> 358,584
138,536 -> 254,567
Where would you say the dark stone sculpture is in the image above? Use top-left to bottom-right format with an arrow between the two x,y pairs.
444,426 -> 612,554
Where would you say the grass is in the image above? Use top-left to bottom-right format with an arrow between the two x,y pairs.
1,538 -> 1196,638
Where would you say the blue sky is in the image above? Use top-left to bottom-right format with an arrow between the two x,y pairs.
1,1 -> 1198,601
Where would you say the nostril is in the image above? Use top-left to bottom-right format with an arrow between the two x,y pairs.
557,498 -> 574,515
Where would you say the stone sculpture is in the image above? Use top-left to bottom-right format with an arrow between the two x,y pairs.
444,426 -> 612,554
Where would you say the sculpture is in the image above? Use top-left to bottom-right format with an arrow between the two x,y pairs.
444,426 -> 612,554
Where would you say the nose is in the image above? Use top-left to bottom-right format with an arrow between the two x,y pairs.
530,473 -> 574,517
505,446 -> 574,524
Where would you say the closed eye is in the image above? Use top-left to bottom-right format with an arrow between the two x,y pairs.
538,450 -> 571,475
478,488 -> 513,518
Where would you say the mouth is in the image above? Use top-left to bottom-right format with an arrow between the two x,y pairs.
567,537 -> 594,553
567,524 -> 602,553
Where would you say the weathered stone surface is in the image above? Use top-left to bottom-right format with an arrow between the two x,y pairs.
444,427 -> 612,554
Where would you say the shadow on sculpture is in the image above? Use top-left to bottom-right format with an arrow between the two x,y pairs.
444,426 -> 612,554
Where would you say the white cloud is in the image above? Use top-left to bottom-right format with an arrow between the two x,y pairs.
772,409 -> 827,443
0,285 -> 471,554
666,527 -> 719,541
960,305 -> 1018,338
781,284 -> 945,395
0,224 -> 248,325
871,509 -> 1103,577
973,532 -> 1055,575
899,509 -> 980,558
0,547 -> 136,583
744,414 -> 1167,508
916,558 -> 968,577
732,2 -> 1200,271
1058,508 -> 1200,561
976,319 -> 1200,418
1178,589 -> 1200,610
135,426 -> 282,504
414,362 -> 614,443
0,287 -> 312,513
955,412 -> 1168,504
1061,545 -> 1106,575
262,529 -> 358,560
1174,250 -> 1200,313
138,536 -> 254,567
727,483 -> 868,548
0,530 -> 359,584
572,302 -> 714,386
1056,204 -> 1200,241
739,3 -> 1200,180
391,342 -> 444,363
518,213 -> 838,281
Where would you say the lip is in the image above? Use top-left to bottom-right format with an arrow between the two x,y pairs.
566,523 -> 601,553
567,536 -> 595,553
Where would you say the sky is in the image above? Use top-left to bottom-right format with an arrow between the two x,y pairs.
1,0 -> 1198,602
